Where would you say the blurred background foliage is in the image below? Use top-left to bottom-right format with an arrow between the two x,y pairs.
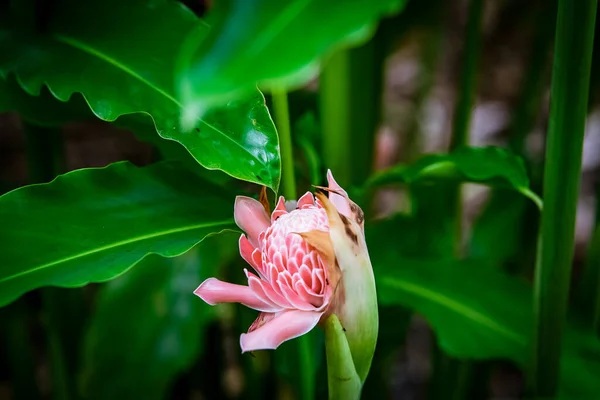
1,0 -> 600,399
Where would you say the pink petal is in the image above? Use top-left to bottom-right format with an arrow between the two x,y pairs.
246,269 -> 290,308
271,196 -> 288,222
234,196 -> 271,247
297,192 -> 315,209
239,235 -> 266,278
327,169 -> 352,218
240,309 -> 323,352
194,278 -> 281,312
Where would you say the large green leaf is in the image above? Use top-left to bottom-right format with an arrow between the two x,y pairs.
176,0 -> 406,110
368,216 -> 600,398
0,161 -> 238,308
365,146 -> 542,209
80,234 -> 238,400
0,74 -> 235,187
0,0 -> 280,190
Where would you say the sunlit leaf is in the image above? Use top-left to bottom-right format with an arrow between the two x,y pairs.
0,0 -> 280,190
365,146 -> 542,209
176,0 -> 406,110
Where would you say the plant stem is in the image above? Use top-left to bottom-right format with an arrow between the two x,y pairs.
319,30 -> 385,188
531,0 -> 597,396
324,315 -> 362,400
272,88 -> 297,199
450,0 -> 484,151
508,1 -> 556,156
320,50 -> 352,187
271,88 -> 314,400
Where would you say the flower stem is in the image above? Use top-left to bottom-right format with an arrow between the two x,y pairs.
324,315 -> 362,400
271,88 -> 314,400
507,1 -> 556,156
272,88 -> 297,200
319,50 -> 352,186
449,0 -> 484,152
320,34 -> 385,188
531,0 -> 597,396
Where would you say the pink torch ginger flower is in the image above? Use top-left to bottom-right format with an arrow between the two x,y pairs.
194,170 -> 377,370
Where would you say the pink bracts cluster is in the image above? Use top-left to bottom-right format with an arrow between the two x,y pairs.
194,171 -> 350,352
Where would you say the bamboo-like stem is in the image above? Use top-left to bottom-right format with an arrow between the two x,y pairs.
272,88 -> 297,200
449,0 -> 484,152
531,0 -> 597,396
320,50 -> 352,187
508,1 -> 556,156
319,33 -> 385,188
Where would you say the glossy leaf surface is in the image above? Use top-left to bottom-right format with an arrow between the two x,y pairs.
0,161 -> 237,308
366,146 -> 542,208
81,235 -> 238,400
177,0 -> 406,109
0,0 -> 280,189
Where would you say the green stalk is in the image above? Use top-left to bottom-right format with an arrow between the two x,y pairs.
272,88 -> 297,200
320,50 -> 352,186
531,0 -> 597,396
319,29 -> 385,188
450,0 -> 484,151
271,89 -> 314,400
508,1 -> 556,156
324,315 -> 361,400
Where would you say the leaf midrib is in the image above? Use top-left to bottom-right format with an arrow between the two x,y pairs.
52,34 -> 264,164
0,219 -> 234,284
380,277 -> 525,345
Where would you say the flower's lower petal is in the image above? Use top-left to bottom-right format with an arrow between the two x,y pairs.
194,278 -> 281,312
239,235 -> 266,277
246,270 -> 291,308
240,309 -> 323,352
234,196 -> 271,247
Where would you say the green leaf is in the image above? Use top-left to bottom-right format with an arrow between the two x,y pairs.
0,0 -> 280,190
365,146 -> 542,209
0,74 -> 91,126
80,234 -> 238,400
368,216 -> 600,398
176,0 -> 406,110
376,256 -> 530,362
0,161 -> 238,308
